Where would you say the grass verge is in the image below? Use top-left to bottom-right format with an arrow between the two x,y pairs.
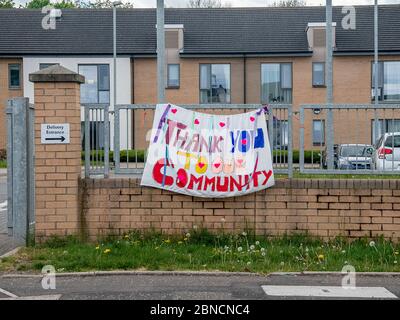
0,160 -> 6,169
0,231 -> 399,274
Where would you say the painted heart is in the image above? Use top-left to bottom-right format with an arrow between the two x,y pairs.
194,119 -> 200,125
171,109 -> 177,114
214,163 -> 221,168
250,116 -> 256,122
236,159 -> 244,165
219,122 -> 226,128
198,162 -> 205,169
241,139 -> 247,145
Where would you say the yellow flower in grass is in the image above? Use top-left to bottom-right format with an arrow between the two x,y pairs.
95,245 -> 100,250
178,241 -> 183,245
104,248 -> 111,254
184,238 -> 188,241
164,239 -> 171,244
124,235 -> 129,239
395,251 -> 399,255
318,254 -> 325,261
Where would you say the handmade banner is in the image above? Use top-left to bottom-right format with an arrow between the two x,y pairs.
141,104 -> 275,198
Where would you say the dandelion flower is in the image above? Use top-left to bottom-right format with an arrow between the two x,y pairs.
247,262 -> 251,265
255,241 -> 260,246
394,261 -> 398,264
369,241 -> 376,247
341,250 -> 346,254
184,237 -> 188,241
280,262 -> 285,266
250,245 -> 255,250
395,251 -> 399,255
95,246 -> 100,250
186,233 -> 191,238
104,249 -> 111,254
242,232 -> 247,237
261,252 -> 266,257
224,246 -> 229,251
193,225 -> 198,230
164,239 -> 171,244
124,235 -> 129,239
261,248 -> 266,252
238,247 -> 243,252
318,254 -> 325,260
178,241 -> 183,245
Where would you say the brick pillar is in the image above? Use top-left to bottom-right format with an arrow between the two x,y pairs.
29,66 -> 85,241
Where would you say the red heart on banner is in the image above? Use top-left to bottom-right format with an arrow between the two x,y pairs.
241,139 -> 247,145
250,116 -> 256,122
219,122 -> 226,128
236,159 -> 244,165
214,163 -> 221,168
194,119 -> 200,125
171,109 -> 177,114
198,162 -> 205,169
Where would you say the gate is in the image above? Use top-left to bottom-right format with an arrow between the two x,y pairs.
6,98 -> 35,245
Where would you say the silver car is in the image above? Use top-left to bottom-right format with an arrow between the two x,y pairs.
336,144 -> 374,170
373,133 -> 400,171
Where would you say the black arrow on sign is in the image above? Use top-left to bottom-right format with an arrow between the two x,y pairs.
45,136 -> 66,142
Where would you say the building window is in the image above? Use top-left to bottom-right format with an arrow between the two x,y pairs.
261,63 -> 292,104
39,63 -> 59,70
372,61 -> 400,102
78,64 -> 110,104
8,64 -> 21,89
200,64 -> 231,104
167,64 -> 180,88
268,120 -> 289,149
372,119 -> 400,144
313,120 -> 325,146
312,62 -> 325,87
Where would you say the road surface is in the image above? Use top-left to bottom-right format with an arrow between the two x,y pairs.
0,272 -> 399,300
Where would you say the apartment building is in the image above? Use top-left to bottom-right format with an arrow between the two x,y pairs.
0,6 -> 399,151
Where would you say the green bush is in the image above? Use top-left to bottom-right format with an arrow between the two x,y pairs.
82,150 -> 146,163
272,150 -> 321,164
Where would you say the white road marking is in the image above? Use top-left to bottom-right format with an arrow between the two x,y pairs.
0,294 -> 62,300
262,285 -> 398,299
0,288 -> 18,298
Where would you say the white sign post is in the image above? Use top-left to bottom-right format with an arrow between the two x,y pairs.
41,124 -> 70,144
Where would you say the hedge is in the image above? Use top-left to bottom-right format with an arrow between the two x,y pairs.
82,149 -> 321,164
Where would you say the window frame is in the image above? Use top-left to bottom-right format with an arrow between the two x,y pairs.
260,62 -> 293,104
78,64 -> 110,104
167,64 -> 180,89
199,63 -> 231,104
312,62 -> 326,87
39,63 -> 60,70
371,60 -> 400,103
312,119 -> 325,147
8,63 -> 21,90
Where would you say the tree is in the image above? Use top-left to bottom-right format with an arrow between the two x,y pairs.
271,0 -> 306,7
86,0 -> 134,8
0,0 -> 14,8
187,0 -> 230,8
25,0 -> 76,9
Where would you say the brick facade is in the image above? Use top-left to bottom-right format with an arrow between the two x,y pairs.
80,178 -> 400,242
0,58 -> 23,150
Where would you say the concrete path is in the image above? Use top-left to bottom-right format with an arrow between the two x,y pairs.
0,272 -> 399,300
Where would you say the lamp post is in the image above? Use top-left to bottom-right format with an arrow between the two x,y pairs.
374,0 -> 379,143
157,0 -> 165,103
112,1 -> 122,111
326,0 -> 334,170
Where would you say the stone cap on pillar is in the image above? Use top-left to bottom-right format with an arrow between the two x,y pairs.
29,65 -> 85,83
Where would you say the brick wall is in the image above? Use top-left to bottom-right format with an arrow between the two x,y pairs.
80,178 -> 400,242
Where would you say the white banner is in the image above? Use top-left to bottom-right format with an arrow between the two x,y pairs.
141,104 -> 275,198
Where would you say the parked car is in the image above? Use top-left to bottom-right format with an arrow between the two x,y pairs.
322,144 -> 374,169
373,133 -> 400,171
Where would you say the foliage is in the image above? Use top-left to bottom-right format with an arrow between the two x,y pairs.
187,0 -> 230,8
0,0 -> 14,8
271,0 -> 306,7
1,231 -> 399,273
25,0 -> 76,9
85,0 -> 134,8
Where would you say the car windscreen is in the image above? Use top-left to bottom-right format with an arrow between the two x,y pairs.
384,136 -> 400,148
339,146 -> 368,157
